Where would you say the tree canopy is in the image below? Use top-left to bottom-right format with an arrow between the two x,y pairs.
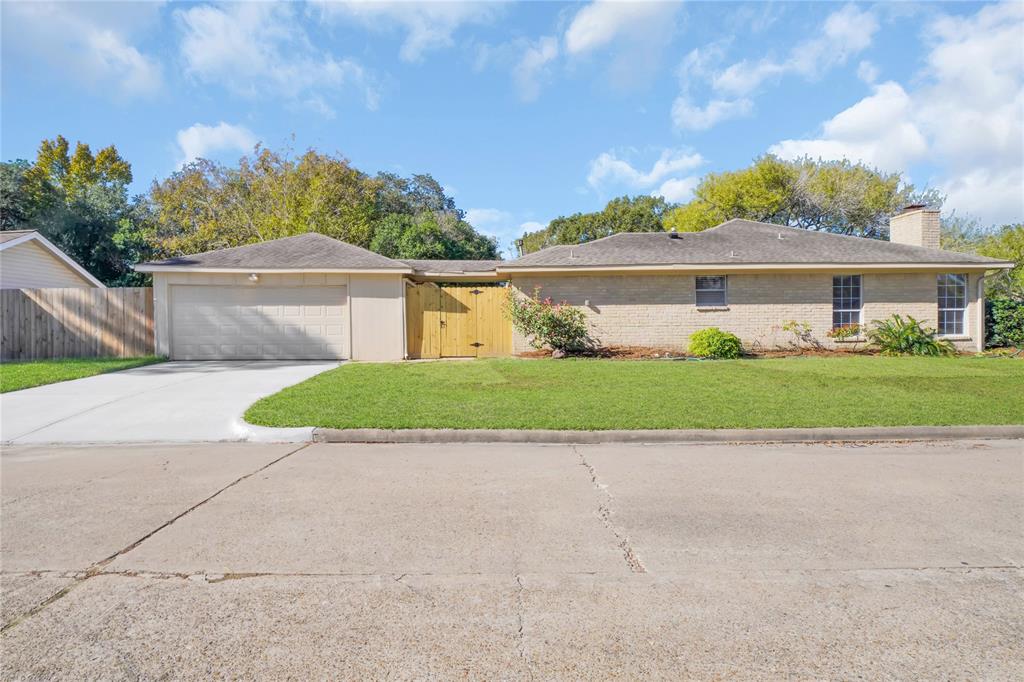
942,217 -> 1024,296
518,195 -> 669,254
663,156 -> 941,239
146,146 -> 497,261
2,138 -> 499,285
1,136 -> 146,285
519,155 -> 944,254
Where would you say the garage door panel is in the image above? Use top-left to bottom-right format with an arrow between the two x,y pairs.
171,285 -> 347,360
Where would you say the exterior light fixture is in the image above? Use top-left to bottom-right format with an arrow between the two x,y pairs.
249,273 -> 259,282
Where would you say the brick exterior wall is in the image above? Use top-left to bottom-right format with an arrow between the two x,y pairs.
510,271 -> 980,353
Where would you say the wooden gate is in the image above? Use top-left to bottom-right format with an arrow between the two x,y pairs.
406,283 -> 511,359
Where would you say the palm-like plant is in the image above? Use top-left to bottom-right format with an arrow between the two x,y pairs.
867,314 -> 957,356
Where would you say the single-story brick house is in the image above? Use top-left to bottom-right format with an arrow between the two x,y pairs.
135,207 -> 1013,360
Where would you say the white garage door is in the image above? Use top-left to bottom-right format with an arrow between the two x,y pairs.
170,285 -> 347,360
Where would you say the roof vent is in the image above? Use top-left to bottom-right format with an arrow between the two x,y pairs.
778,232 -> 784,240
900,203 -> 928,213
569,248 -> 576,259
669,229 -> 680,239
729,250 -> 738,258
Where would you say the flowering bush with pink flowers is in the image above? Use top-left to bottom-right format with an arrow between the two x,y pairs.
505,286 -> 595,353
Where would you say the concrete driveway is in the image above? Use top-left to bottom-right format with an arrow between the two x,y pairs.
0,360 -> 339,444
2,439 -> 1021,679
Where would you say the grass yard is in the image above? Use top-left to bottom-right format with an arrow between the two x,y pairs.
0,356 -> 164,393
245,356 -> 1024,430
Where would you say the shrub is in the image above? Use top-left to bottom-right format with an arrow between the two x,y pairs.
688,327 -> 743,359
505,286 -> 595,353
867,314 -> 956,356
781,320 -> 822,350
985,297 -> 1024,348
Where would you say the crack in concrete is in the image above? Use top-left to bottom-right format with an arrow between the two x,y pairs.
392,573 -> 437,606
513,574 -> 534,680
572,445 -> 646,574
0,442 -> 311,633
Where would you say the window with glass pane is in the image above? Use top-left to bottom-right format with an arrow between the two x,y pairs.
832,275 -> 862,329
937,273 -> 967,335
695,276 -> 727,307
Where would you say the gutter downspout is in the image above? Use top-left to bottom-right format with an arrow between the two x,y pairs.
976,272 -> 988,353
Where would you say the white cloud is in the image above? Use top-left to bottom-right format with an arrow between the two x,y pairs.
713,4 -> 879,97
654,177 -> 699,203
512,36 -> 559,102
3,1 -> 163,98
587,148 -> 703,190
564,0 -> 676,55
176,122 -> 257,167
857,60 -> 879,84
519,221 -> 546,233
770,82 -> 928,171
672,97 -> 752,131
465,208 -> 513,229
563,0 -> 680,88
177,2 -> 378,113
315,1 -> 500,62
770,2 -> 1024,225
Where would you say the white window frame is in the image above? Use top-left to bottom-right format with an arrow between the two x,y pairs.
695,275 -> 727,308
832,274 -> 863,330
937,273 -> 967,337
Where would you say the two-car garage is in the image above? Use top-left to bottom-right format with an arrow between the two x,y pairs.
137,233 -> 412,362
169,285 -> 348,360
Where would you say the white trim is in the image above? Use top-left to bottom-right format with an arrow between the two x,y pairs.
497,261 -> 1013,275
134,265 -> 413,275
0,231 -> 105,287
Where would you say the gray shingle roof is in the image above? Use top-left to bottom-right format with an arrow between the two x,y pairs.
402,259 -> 502,273
501,219 -> 1008,268
137,233 -> 410,270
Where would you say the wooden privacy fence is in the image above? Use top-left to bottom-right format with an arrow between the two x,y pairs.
406,283 -> 511,359
0,287 -> 154,361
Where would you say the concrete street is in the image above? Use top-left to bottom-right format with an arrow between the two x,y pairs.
0,360 -> 339,444
2,439 -> 1022,679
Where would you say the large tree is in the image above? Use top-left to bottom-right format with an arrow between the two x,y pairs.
943,218 -> 1024,296
1,136 -> 147,286
518,195 -> 669,254
663,155 -> 940,239
147,147 -> 498,260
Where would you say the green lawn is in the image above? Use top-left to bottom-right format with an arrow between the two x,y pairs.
0,356 -> 164,393
245,356 -> 1024,430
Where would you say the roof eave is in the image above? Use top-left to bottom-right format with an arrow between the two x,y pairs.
496,261 -> 1014,274
134,265 -> 414,275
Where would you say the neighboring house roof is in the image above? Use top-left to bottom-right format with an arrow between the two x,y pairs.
135,233 -> 413,273
0,230 -> 105,287
402,259 -> 502,274
499,219 -> 1012,271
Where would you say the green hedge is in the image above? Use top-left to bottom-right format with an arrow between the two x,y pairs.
986,297 -> 1024,348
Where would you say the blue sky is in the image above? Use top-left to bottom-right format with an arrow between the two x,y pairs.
2,1 -> 1022,255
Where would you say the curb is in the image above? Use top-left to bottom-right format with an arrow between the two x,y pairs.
313,425 -> 1024,445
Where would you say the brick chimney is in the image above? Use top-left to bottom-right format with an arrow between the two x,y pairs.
889,205 -> 940,249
